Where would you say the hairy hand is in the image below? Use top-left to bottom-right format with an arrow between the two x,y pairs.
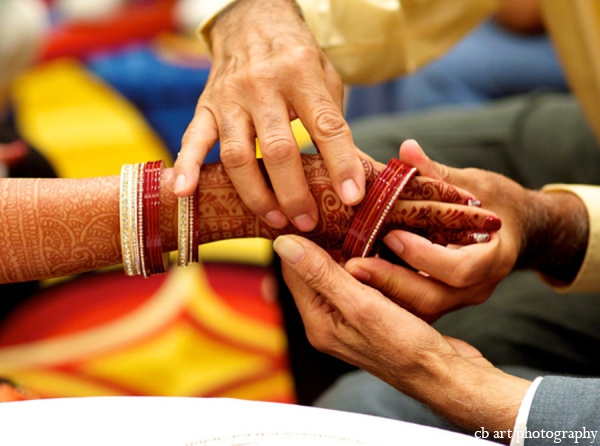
174,0 -> 365,233
275,234 -> 529,435
344,140 -> 530,320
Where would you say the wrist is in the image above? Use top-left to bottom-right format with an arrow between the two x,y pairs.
209,0 -> 305,54
515,189 -> 588,283
417,354 -> 529,438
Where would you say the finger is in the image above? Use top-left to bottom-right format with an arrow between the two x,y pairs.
218,111 -> 289,229
343,255 -> 461,318
281,260 -> 334,333
252,98 -> 319,231
397,228 -> 492,246
292,67 -> 365,207
274,235 -> 382,322
401,176 -> 481,205
398,139 -> 451,182
322,57 -> 345,113
387,201 -> 502,232
383,230 -> 499,288
275,234 -> 366,356
174,107 -> 219,197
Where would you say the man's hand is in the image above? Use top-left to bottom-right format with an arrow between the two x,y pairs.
174,0 -> 365,232
341,139 -> 534,320
274,234 -> 530,437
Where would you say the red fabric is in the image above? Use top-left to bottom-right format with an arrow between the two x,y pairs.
40,0 -> 178,62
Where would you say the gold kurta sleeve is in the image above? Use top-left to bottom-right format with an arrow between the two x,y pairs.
540,0 -> 600,145
297,0 -> 499,84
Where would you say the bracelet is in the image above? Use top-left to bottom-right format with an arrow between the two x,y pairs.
342,159 -> 417,259
142,160 -> 169,276
119,161 -> 169,277
119,164 -> 136,276
177,185 -> 200,267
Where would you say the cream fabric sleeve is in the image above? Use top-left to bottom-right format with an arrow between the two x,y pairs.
196,0 -> 238,51
196,0 -> 500,85
297,0 -> 499,84
540,0 -> 600,145
539,184 -> 600,294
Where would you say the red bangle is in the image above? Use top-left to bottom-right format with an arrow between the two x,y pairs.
342,159 -> 417,259
142,160 -> 168,276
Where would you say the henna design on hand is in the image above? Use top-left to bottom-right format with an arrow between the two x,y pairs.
401,176 -> 464,203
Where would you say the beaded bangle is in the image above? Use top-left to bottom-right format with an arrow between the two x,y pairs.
119,164 -> 136,276
177,185 -> 200,267
342,159 -> 417,259
119,160 -> 169,277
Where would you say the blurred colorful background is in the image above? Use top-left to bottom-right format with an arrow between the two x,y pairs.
0,0 -> 315,405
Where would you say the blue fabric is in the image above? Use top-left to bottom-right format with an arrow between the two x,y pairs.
345,20 -> 568,121
526,377 -> 600,445
87,45 -> 221,162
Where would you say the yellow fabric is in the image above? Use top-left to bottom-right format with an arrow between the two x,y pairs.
298,0 -> 499,84
540,0 -> 600,145
539,185 -> 600,294
11,59 -> 172,178
0,264 -> 293,400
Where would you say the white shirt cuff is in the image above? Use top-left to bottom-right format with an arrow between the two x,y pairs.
510,377 -> 544,446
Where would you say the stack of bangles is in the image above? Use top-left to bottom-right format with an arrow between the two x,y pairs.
118,158 -> 416,277
342,158 -> 417,259
119,160 -> 199,278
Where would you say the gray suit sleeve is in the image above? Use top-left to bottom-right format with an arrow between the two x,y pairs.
523,376 -> 600,445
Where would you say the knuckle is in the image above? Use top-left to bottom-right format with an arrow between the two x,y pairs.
261,135 -> 297,166
435,162 -> 452,182
311,107 -> 348,141
219,141 -> 254,169
181,124 -> 202,146
302,257 -> 335,291
291,45 -> 320,63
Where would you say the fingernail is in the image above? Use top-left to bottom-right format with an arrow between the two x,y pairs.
407,139 -> 426,156
341,179 -> 360,204
273,236 -> 305,264
347,265 -> 371,282
174,174 -> 187,194
482,216 -> 502,231
265,210 -> 288,228
470,232 -> 490,244
293,214 -> 317,232
465,198 -> 481,207
384,233 -> 405,254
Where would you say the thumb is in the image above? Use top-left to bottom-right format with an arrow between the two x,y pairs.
398,139 -> 455,183
273,235 -> 359,309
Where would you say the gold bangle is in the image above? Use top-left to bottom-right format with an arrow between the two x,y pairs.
177,195 -> 189,267
119,164 -> 135,276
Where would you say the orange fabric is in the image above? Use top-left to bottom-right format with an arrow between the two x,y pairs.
0,263 -> 295,403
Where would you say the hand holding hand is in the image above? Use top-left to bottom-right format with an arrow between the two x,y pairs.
274,234 -> 530,436
174,0 -> 365,232
341,140 -> 530,320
